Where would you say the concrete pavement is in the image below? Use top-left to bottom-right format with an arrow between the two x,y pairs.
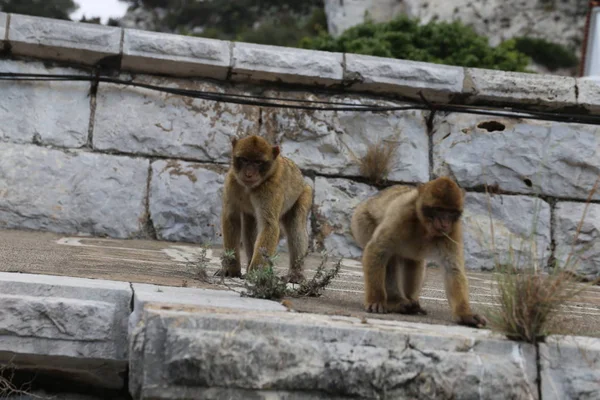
0,228 -> 599,337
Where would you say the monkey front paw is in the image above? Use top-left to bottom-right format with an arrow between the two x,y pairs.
284,270 -> 306,284
365,302 -> 387,313
213,268 -> 242,278
457,313 -> 488,328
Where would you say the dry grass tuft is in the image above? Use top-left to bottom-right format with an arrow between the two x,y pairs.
357,139 -> 399,184
486,177 -> 600,344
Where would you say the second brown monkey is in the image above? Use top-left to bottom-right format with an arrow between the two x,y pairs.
219,135 -> 312,282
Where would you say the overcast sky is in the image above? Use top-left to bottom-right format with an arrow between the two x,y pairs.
70,0 -> 129,24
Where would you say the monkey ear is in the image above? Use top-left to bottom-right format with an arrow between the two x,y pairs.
231,137 -> 238,149
272,145 -> 280,159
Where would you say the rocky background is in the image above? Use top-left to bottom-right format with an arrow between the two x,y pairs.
0,12 -> 598,282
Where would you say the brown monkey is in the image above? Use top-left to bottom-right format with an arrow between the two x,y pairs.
350,177 -> 487,328
218,135 -> 312,283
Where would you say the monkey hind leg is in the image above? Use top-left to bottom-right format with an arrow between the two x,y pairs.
282,184 -> 313,283
241,213 -> 257,267
350,204 -> 378,249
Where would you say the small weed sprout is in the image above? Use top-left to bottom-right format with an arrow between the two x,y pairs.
293,252 -> 342,297
243,248 -> 288,300
185,243 -> 211,282
486,178 -> 600,344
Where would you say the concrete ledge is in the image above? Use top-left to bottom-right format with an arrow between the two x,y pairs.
8,13 -> 122,66
576,77 -> 600,114
0,272 -> 132,389
464,68 -> 577,109
231,42 -> 344,86
540,335 -> 600,400
345,53 -> 464,102
122,29 -> 231,80
0,12 -> 7,49
129,305 -> 538,400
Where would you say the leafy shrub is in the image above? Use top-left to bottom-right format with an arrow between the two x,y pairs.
301,15 -> 530,72
513,37 -> 579,71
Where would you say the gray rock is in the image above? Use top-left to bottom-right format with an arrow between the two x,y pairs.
324,0 -> 404,37
462,193 -> 552,271
433,112 -> 600,200
129,307 -> 538,399
8,14 -> 122,66
93,74 -> 260,161
149,160 -> 227,244
577,77 -> 600,114
122,29 -> 231,80
0,143 -> 148,238
540,335 -> 600,400
0,59 -> 91,148
464,68 -> 577,109
232,42 -> 344,86
554,202 -> 600,281
345,53 -> 464,103
0,12 -> 6,47
313,177 -> 378,258
0,272 -> 131,389
261,93 -> 429,183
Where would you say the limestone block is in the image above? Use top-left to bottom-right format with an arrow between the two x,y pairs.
93,74 -> 260,161
554,202 -> 600,281
540,335 -> 600,400
313,177 -> 378,258
0,12 -> 6,48
464,68 -> 577,109
345,53 -> 464,102
0,143 -> 148,238
462,193 -> 551,271
433,112 -> 600,200
0,59 -> 91,148
231,42 -> 344,86
129,307 -> 538,399
261,92 -> 430,183
149,160 -> 227,244
122,29 -> 231,80
577,77 -> 600,114
0,272 -> 131,389
8,14 -> 122,66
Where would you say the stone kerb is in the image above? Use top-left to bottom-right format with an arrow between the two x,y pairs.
0,272 -> 132,389
1,12 -> 591,113
0,12 -> 7,50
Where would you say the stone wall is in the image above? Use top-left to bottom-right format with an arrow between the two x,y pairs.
0,13 -> 599,280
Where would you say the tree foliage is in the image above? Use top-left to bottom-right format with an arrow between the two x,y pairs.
513,37 -> 579,71
0,0 -> 78,20
300,15 -> 531,72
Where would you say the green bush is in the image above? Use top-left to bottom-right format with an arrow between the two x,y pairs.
301,15 -> 531,72
513,37 -> 579,71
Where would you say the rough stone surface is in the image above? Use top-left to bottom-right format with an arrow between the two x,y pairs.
0,143 -> 149,238
8,14 -> 122,66
0,59 -> 92,148
261,93 -> 430,182
577,77 -> 600,114
324,0 -> 586,57
345,54 -> 464,102
433,112 -> 600,200
93,74 -> 260,161
129,307 -> 538,400
464,68 -> 577,108
232,42 -> 344,86
540,335 -> 600,400
554,202 -> 600,281
0,272 -> 131,389
313,177 -> 377,259
462,193 -> 552,271
122,29 -> 231,80
149,160 -> 227,244
129,283 -> 286,335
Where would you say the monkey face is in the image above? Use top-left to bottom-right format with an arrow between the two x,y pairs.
234,157 -> 271,187
422,207 -> 462,235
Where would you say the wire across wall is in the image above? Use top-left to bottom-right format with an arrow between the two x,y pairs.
2,72 -> 600,126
